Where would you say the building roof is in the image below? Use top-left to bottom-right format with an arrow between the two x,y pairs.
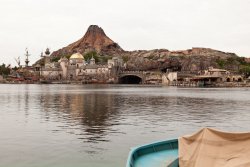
86,65 -> 98,69
90,56 -> 95,61
70,53 -> 84,59
208,67 -> 228,72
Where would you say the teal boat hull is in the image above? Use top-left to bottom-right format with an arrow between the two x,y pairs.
126,139 -> 179,167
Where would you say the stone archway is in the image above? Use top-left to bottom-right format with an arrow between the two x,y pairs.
119,75 -> 142,84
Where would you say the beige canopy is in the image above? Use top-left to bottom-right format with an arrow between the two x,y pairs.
179,128 -> 250,167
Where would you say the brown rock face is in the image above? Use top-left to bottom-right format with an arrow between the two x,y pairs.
45,25 -> 245,73
123,48 -> 239,72
51,25 -> 123,57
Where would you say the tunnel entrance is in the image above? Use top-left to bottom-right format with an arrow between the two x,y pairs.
119,75 -> 142,84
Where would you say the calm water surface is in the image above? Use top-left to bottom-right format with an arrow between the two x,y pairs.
0,84 -> 250,167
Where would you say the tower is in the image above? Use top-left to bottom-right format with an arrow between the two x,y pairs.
90,56 -> 95,65
24,48 -> 30,67
41,48 -> 51,66
59,57 -> 69,79
45,48 -> 50,56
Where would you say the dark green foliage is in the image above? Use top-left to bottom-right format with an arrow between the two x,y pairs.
12,66 -> 19,71
147,55 -> 154,60
216,59 -> 226,68
65,55 -> 71,59
216,57 -> 241,69
99,55 -> 112,63
51,57 -> 60,62
0,63 -> 10,76
226,57 -> 235,63
238,58 -> 250,77
239,65 -> 250,77
236,57 -> 248,65
84,51 -> 99,63
223,57 -> 250,77
122,55 -> 129,62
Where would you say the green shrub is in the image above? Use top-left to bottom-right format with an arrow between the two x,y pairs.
147,55 -> 154,60
122,56 -> 129,62
65,55 -> 71,59
0,63 -> 10,76
99,56 -> 112,63
84,51 -> 100,63
51,57 -> 60,62
239,65 -> 250,77
216,59 -> 226,68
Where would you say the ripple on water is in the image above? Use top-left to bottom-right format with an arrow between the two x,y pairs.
0,85 -> 250,167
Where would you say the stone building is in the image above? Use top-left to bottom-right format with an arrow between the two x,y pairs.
40,51 -> 124,82
175,67 -> 244,87
198,67 -> 243,82
188,67 -> 244,86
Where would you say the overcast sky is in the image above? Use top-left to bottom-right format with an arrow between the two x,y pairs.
0,0 -> 250,66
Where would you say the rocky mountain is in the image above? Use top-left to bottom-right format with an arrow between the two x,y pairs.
48,25 -> 247,73
50,25 -> 124,58
123,48 -> 240,72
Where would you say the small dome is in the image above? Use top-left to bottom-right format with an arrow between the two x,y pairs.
70,53 -> 84,59
45,48 -> 50,55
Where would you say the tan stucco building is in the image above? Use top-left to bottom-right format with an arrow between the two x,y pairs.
40,52 -> 123,82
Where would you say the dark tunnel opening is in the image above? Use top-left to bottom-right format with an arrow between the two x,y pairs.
119,75 -> 142,84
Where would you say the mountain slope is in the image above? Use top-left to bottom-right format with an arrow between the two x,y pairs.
51,25 -> 124,57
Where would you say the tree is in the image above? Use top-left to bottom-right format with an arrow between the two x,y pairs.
239,65 -> 250,77
84,51 -> 100,63
0,63 -> 10,76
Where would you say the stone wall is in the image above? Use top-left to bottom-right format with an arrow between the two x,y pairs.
162,72 -> 178,85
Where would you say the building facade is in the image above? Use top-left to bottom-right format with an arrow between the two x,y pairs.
40,52 -> 124,82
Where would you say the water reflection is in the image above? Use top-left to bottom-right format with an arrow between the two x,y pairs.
38,91 -> 120,143
0,85 -> 250,167
34,86 -> 250,143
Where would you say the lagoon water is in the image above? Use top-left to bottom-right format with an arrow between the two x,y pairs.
0,84 -> 250,167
